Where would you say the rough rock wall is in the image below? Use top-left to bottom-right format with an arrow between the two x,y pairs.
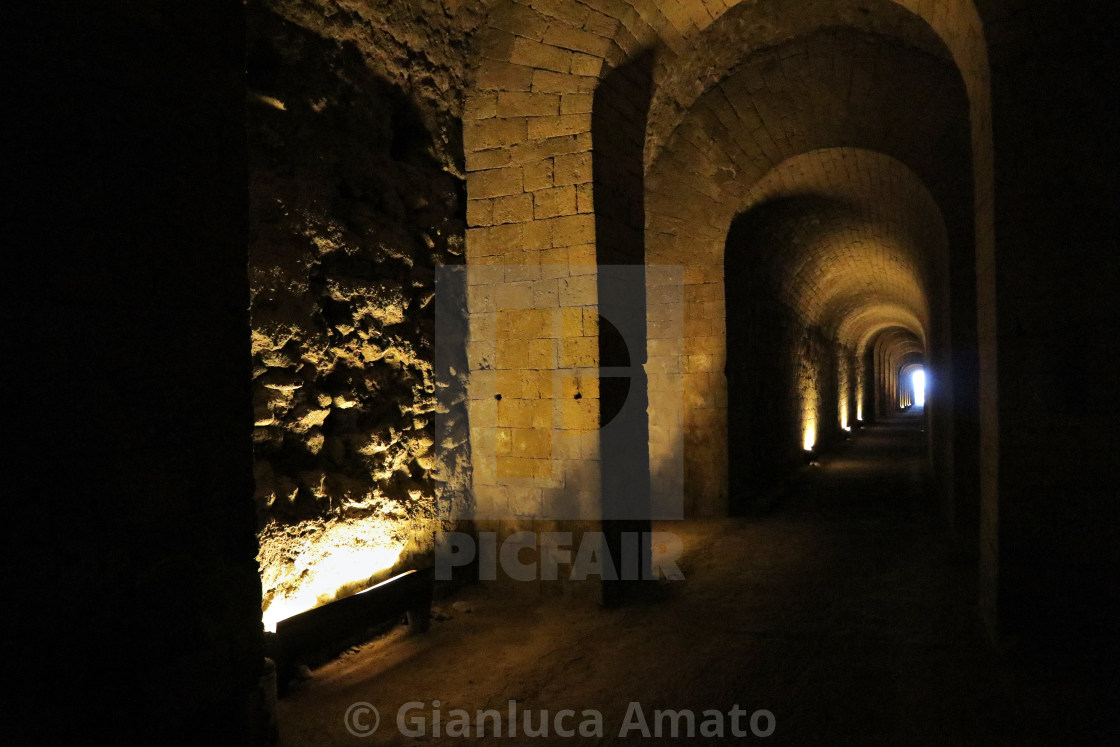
255,0 -> 494,166
247,0 -> 474,626
795,326 -> 844,452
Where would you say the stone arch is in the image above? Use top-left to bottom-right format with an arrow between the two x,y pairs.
867,326 -> 925,419
899,358 -> 927,408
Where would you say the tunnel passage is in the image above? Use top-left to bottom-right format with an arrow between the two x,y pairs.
643,18 -> 980,524
242,0 -> 987,626
867,327 -> 926,422
722,181 -> 936,513
899,358 -> 927,409
17,0 -> 1120,739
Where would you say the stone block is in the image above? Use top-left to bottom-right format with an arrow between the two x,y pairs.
465,147 -> 512,173
514,428 -> 552,458
573,183 -> 593,213
498,91 -> 561,117
509,486 -> 544,516
493,193 -> 534,224
523,158 -> 555,192
532,70 -> 596,94
528,339 -> 558,370
489,222 -> 528,254
559,274 -> 597,307
529,0 -> 590,26
496,369 -> 527,400
496,342 -> 531,369
467,198 -> 494,227
561,336 -> 597,368
570,53 -> 605,77
522,218 -> 554,250
467,165 -> 525,199
561,93 -> 594,115
488,3 -> 550,39
533,278 -> 560,307
495,427 -> 513,455
474,61 -> 535,92
543,23 -> 615,57
464,92 -> 498,120
505,260 -> 543,283
528,113 -> 592,139
533,185 -> 578,218
470,398 -> 498,428
498,456 -> 537,479
561,307 -> 584,339
493,280 -> 534,309
551,214 -> 595,246
554,152 -> 592,186
510,38 -> 572,73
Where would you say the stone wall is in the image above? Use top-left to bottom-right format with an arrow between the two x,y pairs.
247,1 -> 472,627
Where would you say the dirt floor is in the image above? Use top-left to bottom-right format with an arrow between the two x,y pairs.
277,412 -> 1118,745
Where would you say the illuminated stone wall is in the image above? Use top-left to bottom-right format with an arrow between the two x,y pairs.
247,1 -> 474,627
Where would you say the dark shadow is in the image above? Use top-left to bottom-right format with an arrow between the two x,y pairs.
593,50 -> 655,606
4,1 -> 263,740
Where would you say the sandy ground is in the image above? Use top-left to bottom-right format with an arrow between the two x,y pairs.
278,414 -> 1117,745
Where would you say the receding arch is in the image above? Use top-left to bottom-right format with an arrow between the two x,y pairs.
718,150 -> 946,512
461,0 -> 991,541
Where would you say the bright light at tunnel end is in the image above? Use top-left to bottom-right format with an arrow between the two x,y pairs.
912,369 -> 926,407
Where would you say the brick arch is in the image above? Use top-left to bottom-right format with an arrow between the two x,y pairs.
645,28 -> 970,256
899,357 -> 927,408
850,309 -> 929,358
851,311 -> 928,420
465,0 -> 988,248
867,326 -> 926,419
645,25 -> 972,506
463,0 -> 979,281
645,0 -> 958,166
731,150 -> 949,353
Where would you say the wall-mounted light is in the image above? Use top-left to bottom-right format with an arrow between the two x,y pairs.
803,424 -> 817,452
261,539 -> 404,633
802,380 -> 819,453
